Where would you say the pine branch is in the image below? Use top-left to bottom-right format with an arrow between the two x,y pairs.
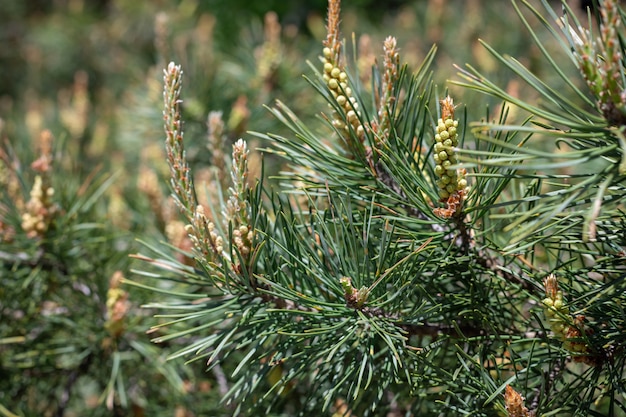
133,1 -> 626,415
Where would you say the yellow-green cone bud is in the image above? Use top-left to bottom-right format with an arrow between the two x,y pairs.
432,96 -> 469,218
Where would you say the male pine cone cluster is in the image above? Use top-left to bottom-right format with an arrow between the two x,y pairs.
433,96 -> 467,200
542,274 -> 592,361
322,47 -> 364,138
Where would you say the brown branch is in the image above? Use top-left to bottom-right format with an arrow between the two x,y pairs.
475,247 -> 536,292
257,279 -> 489,340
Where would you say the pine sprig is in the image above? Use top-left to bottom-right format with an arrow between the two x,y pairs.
163,62 -> 197,218
132,1 -> 626,416
453,0 -> 626,248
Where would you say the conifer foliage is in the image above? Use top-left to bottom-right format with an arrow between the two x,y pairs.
133,0 -> 626,415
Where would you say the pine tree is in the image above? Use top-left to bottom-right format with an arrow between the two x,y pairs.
132,0 -> 626,415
